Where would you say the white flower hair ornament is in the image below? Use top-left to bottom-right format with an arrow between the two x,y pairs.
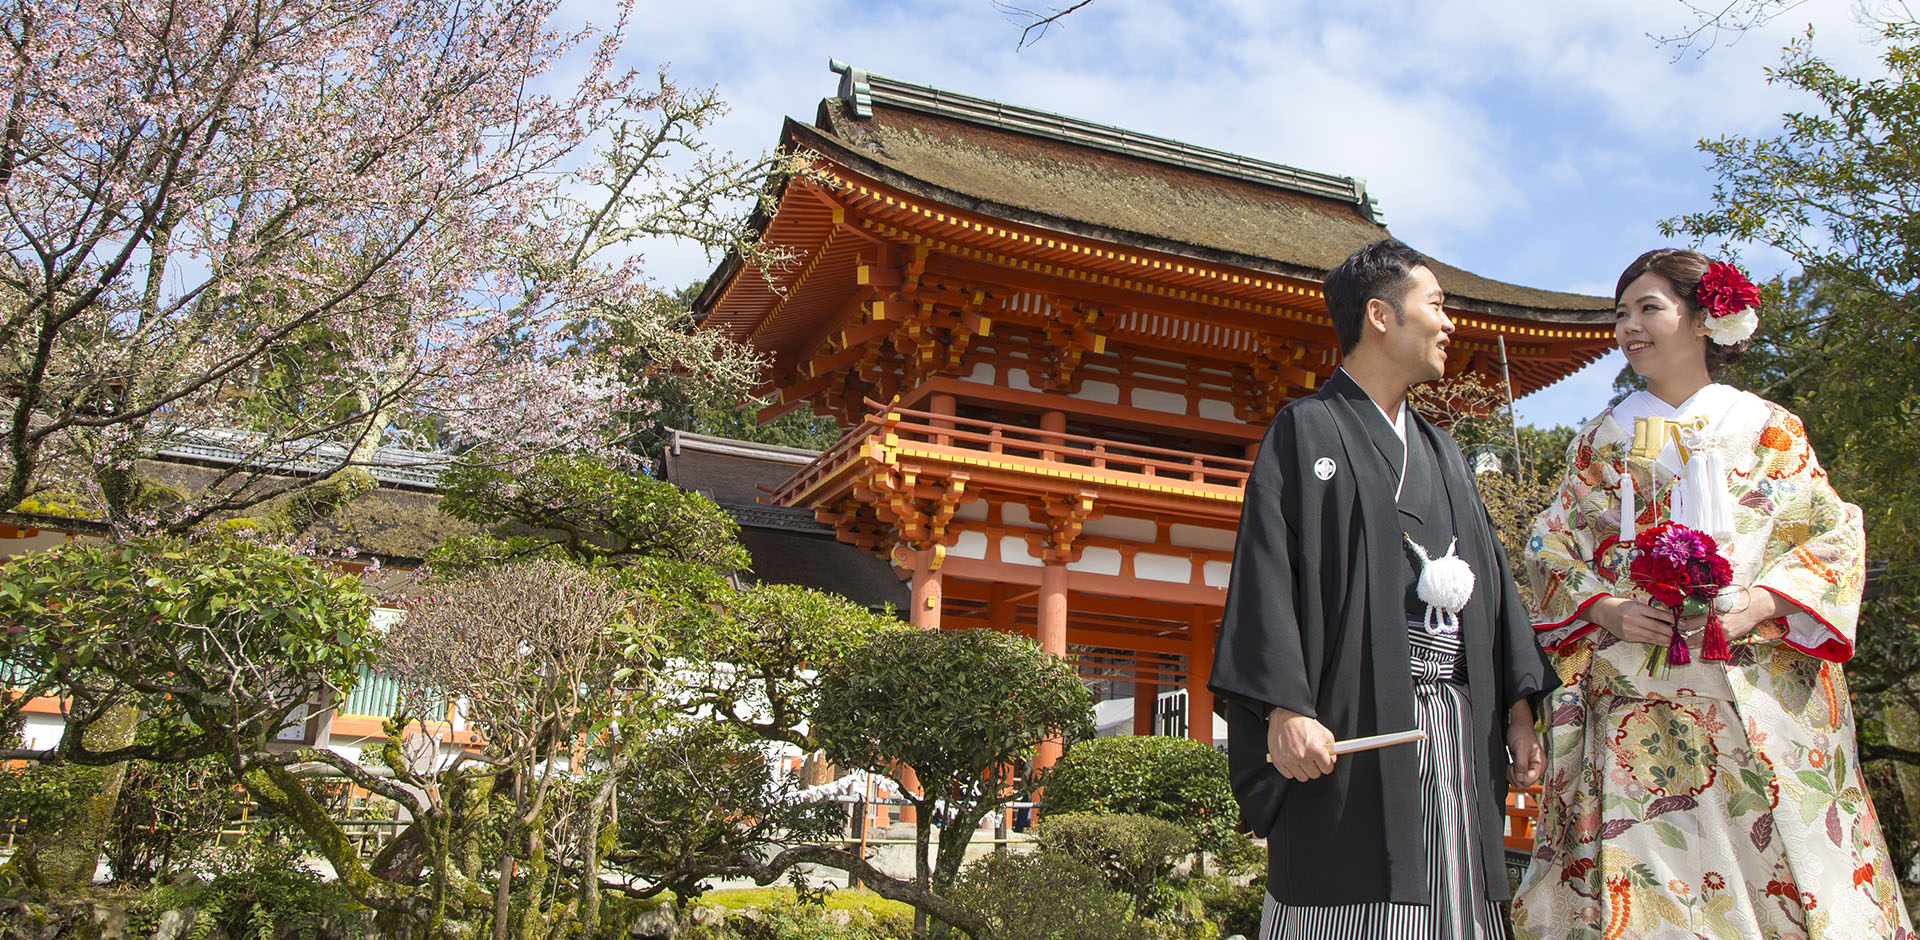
1696,261 -> 1761,345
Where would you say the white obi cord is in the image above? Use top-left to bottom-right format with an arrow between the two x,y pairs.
1619,471 -> 1637,542
1407,536 -> 1474,636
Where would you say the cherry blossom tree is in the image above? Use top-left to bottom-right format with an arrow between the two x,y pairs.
1,0 -> 785,535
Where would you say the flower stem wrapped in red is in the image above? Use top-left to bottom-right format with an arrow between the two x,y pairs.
1628,521 -> 1736,664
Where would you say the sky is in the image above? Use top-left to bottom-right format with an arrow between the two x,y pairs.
588,0 -> 1890,430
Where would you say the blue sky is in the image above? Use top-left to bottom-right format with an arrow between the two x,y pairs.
602,0 -> 1886,429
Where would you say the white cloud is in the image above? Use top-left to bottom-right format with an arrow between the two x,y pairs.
557,0 -> 1892,426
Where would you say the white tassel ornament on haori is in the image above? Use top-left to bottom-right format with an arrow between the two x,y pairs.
1407,536 -> 1474,636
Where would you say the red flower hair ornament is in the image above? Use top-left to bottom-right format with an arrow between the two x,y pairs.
1696,261 -> 1760,345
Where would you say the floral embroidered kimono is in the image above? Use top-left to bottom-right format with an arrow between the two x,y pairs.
1510,384 -> 1913,940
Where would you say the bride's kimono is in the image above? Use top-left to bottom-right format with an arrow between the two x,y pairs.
1510,384 -> 1913,940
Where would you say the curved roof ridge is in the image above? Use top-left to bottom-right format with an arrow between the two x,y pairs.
828,59 -> 1384,223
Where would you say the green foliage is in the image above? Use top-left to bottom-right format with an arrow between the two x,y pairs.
1137,880 -> 1219,940
727,899 -> 913,940
666,583 -> 906,750
1189,872 -> 1264,939
818,627 -> 1095,905
1042,736 -> 1246,864
1037,813 -> 1194,910
434,454 -> 750,571
216,469 -> 377,539
609,723 -> 845,902
0,762 -> 99,843
819,629 -> 1093,796
106,755 -> 245,885
129,827 -> 369,940
950,851 -> 1152,940
9,491 -> 99,519
591,282 -> 846,468
0,535 -> 376,760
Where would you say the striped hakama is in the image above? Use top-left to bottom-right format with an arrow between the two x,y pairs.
1260,620 -> 1509,940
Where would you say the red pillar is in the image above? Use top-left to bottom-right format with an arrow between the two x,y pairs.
930,392 -> 956,446
910,547 -> 942,632
1187,610 -> 1216,745
1134,674 -> 1157,735
1034,560 -> 1069,770
1040,409 -> 1066,461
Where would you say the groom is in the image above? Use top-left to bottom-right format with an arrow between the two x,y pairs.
1209,238 -> 1551,936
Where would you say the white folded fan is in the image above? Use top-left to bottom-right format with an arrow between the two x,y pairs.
1330,729 -> 1426,754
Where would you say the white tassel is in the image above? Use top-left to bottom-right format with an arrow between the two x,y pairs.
1678,451 -> 1736,543
1669,423 -> 1736,543
1619,469 -> 1636,542
1409,537 -> 1475,636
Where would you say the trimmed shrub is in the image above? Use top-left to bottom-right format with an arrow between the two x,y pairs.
1192,871 -> 1265,938
1043,735 -> 1252,865
1038,813 -> 1194,908
951,852 -> 1151,940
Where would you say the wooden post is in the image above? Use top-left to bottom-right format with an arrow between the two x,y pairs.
1035,560 -> 1069,770
910,547 -> 942,632
1040,409 -> 1066,462
1186,609 -> 1216,745
930,392 -> 956,446
1134,675 -> 1158,735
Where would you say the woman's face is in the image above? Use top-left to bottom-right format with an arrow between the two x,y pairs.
1615,272 -> 1708,384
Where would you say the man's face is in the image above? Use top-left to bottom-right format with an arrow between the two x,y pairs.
1376,265 -> 1455,383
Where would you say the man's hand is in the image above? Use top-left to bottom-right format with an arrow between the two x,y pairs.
1506,700 -> 1544,787
1267,707 -> 1336,782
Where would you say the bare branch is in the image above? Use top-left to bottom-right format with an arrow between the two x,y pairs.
994,0 -> 1098,49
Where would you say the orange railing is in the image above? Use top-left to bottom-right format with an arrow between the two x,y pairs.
771,399 -> 1253,506
1505,784 -> 1543,852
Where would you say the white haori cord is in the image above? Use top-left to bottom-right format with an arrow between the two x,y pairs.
1673,426 -> 1737,543
1407,536 -> 1475,636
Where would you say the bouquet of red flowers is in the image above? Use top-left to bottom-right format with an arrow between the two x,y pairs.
1628,521 -> 1736,664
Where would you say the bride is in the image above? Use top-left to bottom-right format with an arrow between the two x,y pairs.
1509,249 -> 1913,940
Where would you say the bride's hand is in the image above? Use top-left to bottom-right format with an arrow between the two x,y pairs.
1713,590 -> 1783,642
1589,596 -> 1682,645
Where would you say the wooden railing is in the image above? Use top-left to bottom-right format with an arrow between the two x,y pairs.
771,399 -> 1253,505
1505,784 -> 1543,852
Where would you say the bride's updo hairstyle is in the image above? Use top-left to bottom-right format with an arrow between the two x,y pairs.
1614,248 -> 1750,375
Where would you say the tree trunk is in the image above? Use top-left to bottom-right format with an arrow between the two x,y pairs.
914,806 -> 933,939
491,773 -> 524,940
8,702 -> 136,889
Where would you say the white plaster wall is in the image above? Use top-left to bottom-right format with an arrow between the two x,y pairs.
20,713 -> 63,751
1198,398 -> 1238,422
1133,387 -> 1187,414
951,530 -> 989,560
1067,546 -> 1122,576
1074,380 -> 1121,405
1170,524 -> 1237,552
1203,560 -> 1232,588
999,536 -> 1042,566
966,362 -> 996,384
1134,552 -> 1190,583
1082,514 -> 1156,542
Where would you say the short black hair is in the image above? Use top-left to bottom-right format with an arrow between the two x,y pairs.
1323,239 -> 1428,354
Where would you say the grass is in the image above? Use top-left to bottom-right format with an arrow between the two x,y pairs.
699,886 -> 913,918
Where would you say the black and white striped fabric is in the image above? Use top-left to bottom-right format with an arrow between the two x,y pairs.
1259,620 -> 1508,940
